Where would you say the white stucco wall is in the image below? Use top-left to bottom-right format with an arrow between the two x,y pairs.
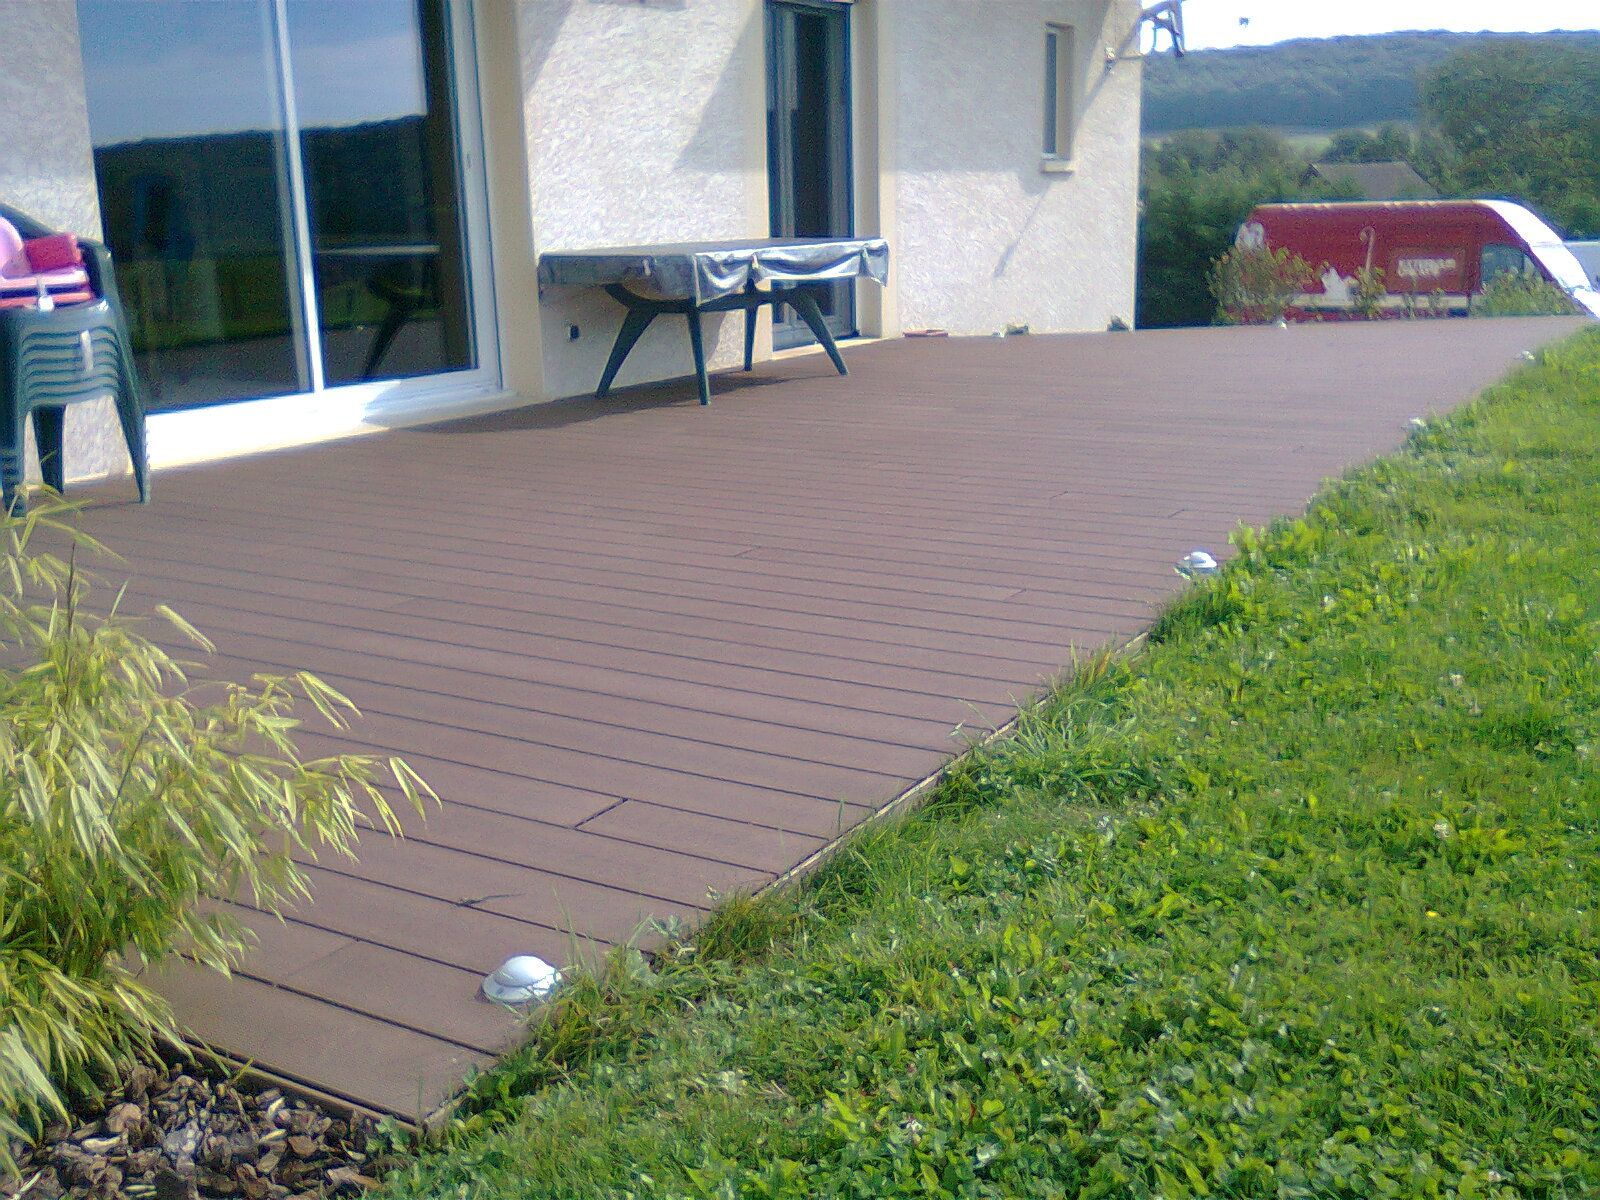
891,0 -> 1142,335
1,2 -> 99,238
1,0 -> 130,486
517,0 -> 769,401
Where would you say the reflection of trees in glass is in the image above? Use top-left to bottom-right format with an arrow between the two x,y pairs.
96,118 -> 440,349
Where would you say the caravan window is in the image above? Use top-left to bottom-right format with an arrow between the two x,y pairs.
1481,243 -> 1537,285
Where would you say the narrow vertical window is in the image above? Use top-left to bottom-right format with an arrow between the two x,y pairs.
1043,23 -> 1075,161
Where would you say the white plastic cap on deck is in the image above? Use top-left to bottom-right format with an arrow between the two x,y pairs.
481,955 -> 561,1006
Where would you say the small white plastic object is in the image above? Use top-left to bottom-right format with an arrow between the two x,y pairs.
481,955 -> 561,1006
1176,549 -> 1219,577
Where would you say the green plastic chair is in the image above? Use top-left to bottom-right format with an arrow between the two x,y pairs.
0,203 -> 149,515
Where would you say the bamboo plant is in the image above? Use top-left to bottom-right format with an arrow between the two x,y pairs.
0,498 -> 431,1168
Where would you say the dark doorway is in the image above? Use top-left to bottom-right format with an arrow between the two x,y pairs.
765,0 -> 854,349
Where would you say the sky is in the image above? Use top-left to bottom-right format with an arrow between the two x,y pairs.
1181,1 -> 1600,50
79,0 -> 427,146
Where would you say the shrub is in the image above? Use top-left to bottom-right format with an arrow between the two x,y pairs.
1351,264 -> 1388,319
1208,243 -> 1318,325
1471,271 -> 1582,317
0,501 -> 431,1169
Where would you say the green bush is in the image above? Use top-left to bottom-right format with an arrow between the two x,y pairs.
1470,272 -> 1582,318
1350,265 -> 1389,320
1208,243 -> 1318,325
0,502 -> 431,1167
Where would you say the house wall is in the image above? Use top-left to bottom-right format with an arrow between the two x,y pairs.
891,0 -> 1142,335
2,0 -> 130,487
509,0 -> 1142,400
514,0 -> 770,402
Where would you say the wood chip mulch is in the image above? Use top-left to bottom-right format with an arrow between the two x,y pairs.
4,1063 -> 404,1200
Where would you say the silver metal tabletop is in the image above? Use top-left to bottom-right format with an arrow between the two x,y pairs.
538,237 -> 889,304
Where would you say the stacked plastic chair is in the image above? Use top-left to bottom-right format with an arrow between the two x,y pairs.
0,203 -> 148,514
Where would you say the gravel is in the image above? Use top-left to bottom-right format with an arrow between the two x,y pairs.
4,1062 -> 399,1200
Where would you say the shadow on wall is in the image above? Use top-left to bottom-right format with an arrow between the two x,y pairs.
991,10 -> 1136,279
675,4 -> 761,171
518,0 -> 572,106
877,1 -> 1133,174
994,190 -> 1051,279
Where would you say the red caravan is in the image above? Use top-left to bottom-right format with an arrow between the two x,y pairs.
1238,200 -> 1600,320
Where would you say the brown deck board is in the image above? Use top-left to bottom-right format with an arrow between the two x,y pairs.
135,585 -> 998,728
188,627 -> 963,753
232,868 -> 604,973
143,472 -> 1295,558
125,581 -> 1053,702
287,729 -> 876,839
61,318 -> 1581,1115
147,964 -> 492,1117
196,641 -> 941,784
120,532 -> 1163,629
295,832 -> 713,939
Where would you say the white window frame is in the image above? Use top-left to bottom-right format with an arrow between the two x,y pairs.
1042,22 -> 1077,173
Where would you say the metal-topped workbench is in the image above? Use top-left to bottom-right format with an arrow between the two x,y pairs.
538,237 -> 889,405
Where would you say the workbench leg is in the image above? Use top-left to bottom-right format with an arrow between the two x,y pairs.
686,309 -> 711,406
597,306 -> 656,398
743,305 -> 757,371
788,291 -> 847,376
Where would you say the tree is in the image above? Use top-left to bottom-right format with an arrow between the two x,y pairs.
1322,123 -> 1415,165
1422,41 -> 1600,237
1137,129 -> 1349,329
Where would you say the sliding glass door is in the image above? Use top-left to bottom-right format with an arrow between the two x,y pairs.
76,0 -> 492,414
766,0 -> 854,350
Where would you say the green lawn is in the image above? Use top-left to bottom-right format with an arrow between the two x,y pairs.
384,328 -> 1600,1199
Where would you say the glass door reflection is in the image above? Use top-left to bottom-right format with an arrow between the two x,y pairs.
78,0 -> 310,411
766,0 -> 854,350
286,0 -> 475,385
77,0 -> 482,411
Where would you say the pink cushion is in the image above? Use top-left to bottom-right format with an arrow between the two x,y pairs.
23,234 -> 82,273
0,218 -> 25,278
0,220 -> 95,307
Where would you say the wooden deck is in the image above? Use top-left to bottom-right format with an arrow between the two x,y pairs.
69,317 -> 1579,1116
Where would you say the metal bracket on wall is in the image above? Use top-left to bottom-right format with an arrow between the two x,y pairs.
1139,0 -> 1186,58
